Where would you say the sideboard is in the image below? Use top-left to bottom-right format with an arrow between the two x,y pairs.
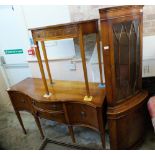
7,77 -> 107,148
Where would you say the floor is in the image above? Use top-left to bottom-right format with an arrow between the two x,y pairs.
0,110 -> 155,150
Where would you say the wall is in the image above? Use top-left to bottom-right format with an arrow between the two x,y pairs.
0,6 -> 76,86
23,5 -> 101,83
69,5 -> 155,60
26,5 -> 155,82
69,5 -> 155,36
0,6 -> 31,86
28,41 -> 104,83
2,5 -> 155,85
143,6 -> 155,36
28,60 -> 94,82
22,5 -> 76,61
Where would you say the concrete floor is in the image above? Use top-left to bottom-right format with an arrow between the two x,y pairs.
0,110 -> 155,150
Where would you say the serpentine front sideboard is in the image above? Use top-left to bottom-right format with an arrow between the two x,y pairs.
7,78 -> 107,148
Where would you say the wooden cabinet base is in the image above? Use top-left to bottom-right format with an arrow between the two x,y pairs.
107,91 -> 148,149
7,78 -> 107,148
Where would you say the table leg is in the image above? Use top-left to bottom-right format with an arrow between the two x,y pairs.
34,116 -> 45,139
96,33 -> 104,85
100,132 -> 105,148
34,41 -> 51,97
68,126 -> 76,143
15,111 -> 27,134
79,25 -> 92,101
41,41 -> 53,84
97,108 -> 106,149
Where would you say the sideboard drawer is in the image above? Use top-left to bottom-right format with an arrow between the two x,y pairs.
8,91 -> 33,112
32,101 -> 63,111
67,103 -> 99,129
32,101 -> 66,123
36,109 -> 66,124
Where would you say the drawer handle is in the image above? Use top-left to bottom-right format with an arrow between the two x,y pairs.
32,100 -> 35,105
51,104 -> 57,108
80,111 -> 86,118
21,99 -> 25,103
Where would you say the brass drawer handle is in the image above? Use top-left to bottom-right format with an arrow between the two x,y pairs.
21,99 -> 25,103
80,111 -> 86,118
51,104 -> 57,108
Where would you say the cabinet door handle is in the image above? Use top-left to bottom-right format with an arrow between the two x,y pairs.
51,104 -> 57,108
32,100 -> 35,105
21,99 -> 25,103
80,111 -> 86,118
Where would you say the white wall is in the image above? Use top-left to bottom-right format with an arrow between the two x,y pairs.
0,5 -> 76,86
22,5 -> 76,61
1,5 -> 155,87
143,36 -> 155,60
21,5 -> 71,28
0,6 -> 31,86
28,60 -> 94,82
0,6 -> 30,64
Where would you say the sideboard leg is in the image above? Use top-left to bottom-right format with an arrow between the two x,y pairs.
100,132 -> 105,149
15,111 -> 27,134
68,126 -> 76,143
34,116 -> 45,139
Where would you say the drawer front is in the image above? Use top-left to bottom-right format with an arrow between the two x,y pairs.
33,101 -> 63,111
32,101 -> 66,124
8,91 -> 33,112
36,110 -> 66,124
67,103 -> 99,129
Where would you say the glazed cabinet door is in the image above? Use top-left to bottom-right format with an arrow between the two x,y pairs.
111,17 -> 142,102
102,13 -> 143,106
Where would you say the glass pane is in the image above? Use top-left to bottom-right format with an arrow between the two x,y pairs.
113,28 -> 120,100
130,23 -> 136,94
113,19 -> 140,102
119,25 -> 129,99
135,21 -> 140,91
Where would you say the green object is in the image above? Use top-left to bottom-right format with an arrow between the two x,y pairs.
4,49 -> 23,54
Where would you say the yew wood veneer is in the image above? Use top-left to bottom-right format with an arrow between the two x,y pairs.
7,77 -> 107,148
99,5 -> 149,149
29,19 -> 104,102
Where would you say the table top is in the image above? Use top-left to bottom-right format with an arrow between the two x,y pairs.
30,19 -> 99,41
8,78 -> 105,108
29,19 -> 98,31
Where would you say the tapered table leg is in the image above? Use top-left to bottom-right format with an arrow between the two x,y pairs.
100,132 -> 105,148
68,126 -> 76,143
15,111 -> 27,134
41,41 -> 53,84
34,41 -> 51,97
34,116 -> 45,139
96,33 -> 104,85
79,25 -> 92,101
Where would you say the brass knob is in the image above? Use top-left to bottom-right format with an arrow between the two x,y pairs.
52,104 -> 57,108
21,99 -> 25,103
80,111 -> 86,118
32,100 -> 35,105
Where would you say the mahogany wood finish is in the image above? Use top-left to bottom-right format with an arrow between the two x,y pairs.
96,33 -> 103,85
32,99 -> 76,143
41,41 -> 53,84
7,78 -> 106,148
99,5 -> 148,149
29,19 -> 103,100
7,90 -> 44,139
34,41 -> 50,96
